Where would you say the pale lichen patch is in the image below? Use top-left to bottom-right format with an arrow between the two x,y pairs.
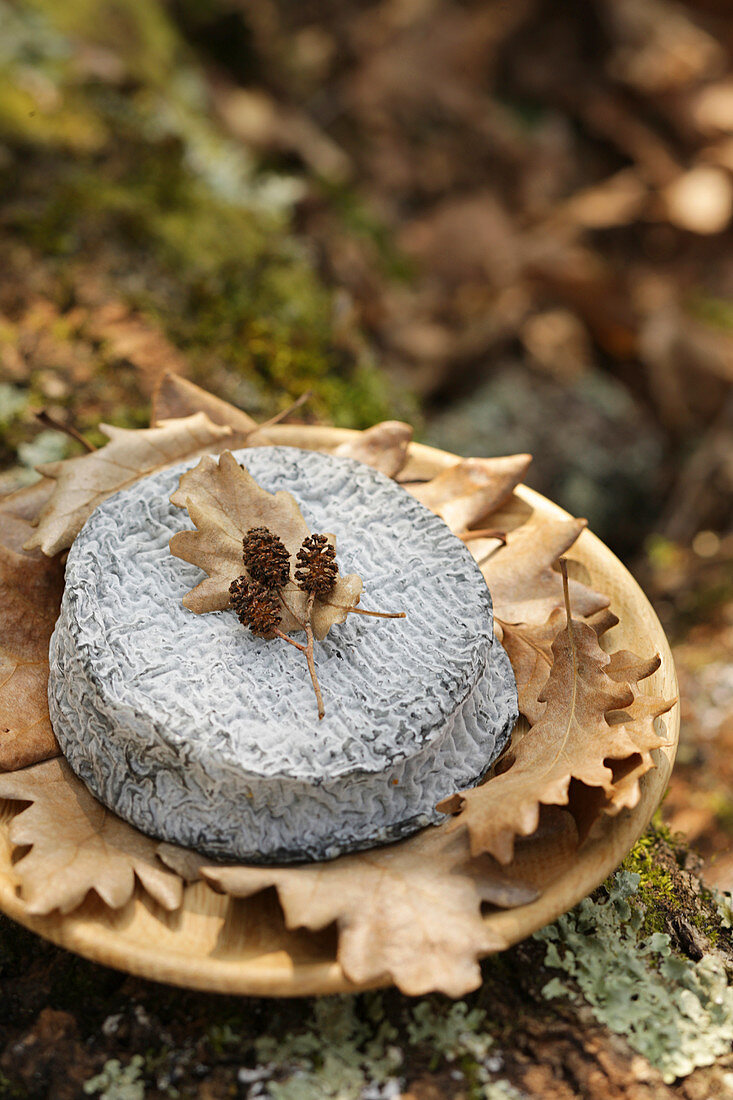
537,871 -> 733,1083
236,995 -> 521,1099
83,1055 -> 145,1100
252,997 -> 402,1100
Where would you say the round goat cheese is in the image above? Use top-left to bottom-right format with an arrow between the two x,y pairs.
49,447 -> 518,862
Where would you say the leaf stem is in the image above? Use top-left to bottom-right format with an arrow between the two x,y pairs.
304,590 -> 325,720
323,601 -> 406,619
558,557 -> 574,642
458,527 -> 507,544
35,409 -> 96,452
247,391 -> 312,436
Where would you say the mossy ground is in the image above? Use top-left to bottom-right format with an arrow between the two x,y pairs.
0,0 -> 413,491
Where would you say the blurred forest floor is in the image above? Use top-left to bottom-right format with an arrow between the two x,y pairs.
0,0 -> 732,985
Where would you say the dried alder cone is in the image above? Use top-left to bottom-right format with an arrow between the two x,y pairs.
229,576 -> 282,636
0,373 -> 678,997
295,533 -> 339,596
170,454 -> 365,719
242,526 -> 291,588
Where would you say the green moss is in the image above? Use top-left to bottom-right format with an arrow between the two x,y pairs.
620,826 -> 676,935
25,0 -> 183,89
0,1071 -> 27,1100
0,0 -> 411,453
320,183 -> 416,283
687,292 -> 733,331
620,822 -> 724,942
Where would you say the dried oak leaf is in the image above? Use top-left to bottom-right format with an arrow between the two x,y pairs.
152,372 -> 259,444
498,610 -> 566,726
0,489 -> 64,770
569,691 -> 676,842
478,512 -> 609,624
602,693 -> 674,813
24,414 -> 233,556
438,614 -> 669,864
0,758 -> 183,915
500,607 -> 662,727
169,451 -> 362,640
0,478 -> 55,524
154,374 -> 415,477
406,455 -> 531,533
334,421 -> 413,478
159,827 -> 537,997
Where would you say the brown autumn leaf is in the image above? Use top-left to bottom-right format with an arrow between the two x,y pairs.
499,606 -> 662,726
24,414 -> 233,556
334,421 -> 413,478
169,450 -> 362,640
406,455 -> 531,533
151,372 -> 313,448
0,488 -> 64,770
153,373 -> 415,478
606,648 -> 662,684
569,691 -> 675,843
602,693 -> 675,813
498,610 -> 566,726
160,826 -> 537,998
438,611 -> 655,864
152,371 -> 259,443
478,511 -> 609,624
0,478 -> 55,524
0,758 -> 183,915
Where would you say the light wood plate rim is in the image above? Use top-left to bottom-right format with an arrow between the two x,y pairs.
0,429 -> 679,996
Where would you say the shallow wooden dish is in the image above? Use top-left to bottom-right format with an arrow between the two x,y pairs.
0,431 -> 679,996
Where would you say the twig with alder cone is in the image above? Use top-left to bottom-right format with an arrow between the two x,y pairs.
229,524 -> 404,718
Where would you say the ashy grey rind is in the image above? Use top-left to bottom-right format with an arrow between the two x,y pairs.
48,446 -> 518,862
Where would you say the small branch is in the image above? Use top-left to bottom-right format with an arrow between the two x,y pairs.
458,528 -> 507,544
304,591 -> 325,720
324,601 -> 405,620
249,391 -> 312,435
35,409 -> 96,452
274,628 -> 307,653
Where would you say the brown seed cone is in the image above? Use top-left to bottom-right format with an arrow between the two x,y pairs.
295,533 -> 339,596
228,574 -> 250,614
229,576 -> 282,636
242,526 -> 291,588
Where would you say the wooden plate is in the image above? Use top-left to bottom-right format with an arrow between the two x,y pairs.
0,431 -> 679,996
